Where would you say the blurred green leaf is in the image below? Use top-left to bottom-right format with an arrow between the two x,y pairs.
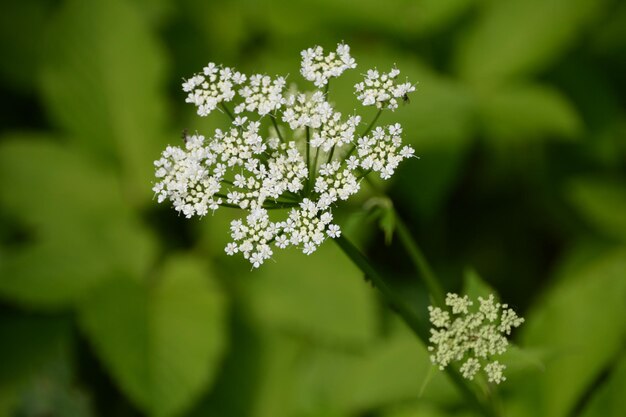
0,136 -> 124,227
0,315 -> 70,416
0,137 -> 157,308
15,350 -> 94,417
0,0 -> 53,92
579,352 -> 626,417
248,332 -> 303,417
244,243 -> 378,347
476,84 -> 582,143
591,0 -> 626,55
79,255 -> 227,417
567,177 -> 626,241
463,268 -> 498,301
381,401 -> 470,417
39,0 -> 169,205
512,248 -> 626,417
261,0 -> 477,38
364,196 -> 396,245
456,0 -> 608,82
292,321 -> 459,416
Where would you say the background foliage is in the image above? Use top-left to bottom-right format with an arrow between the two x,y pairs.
1,0 -> 625,416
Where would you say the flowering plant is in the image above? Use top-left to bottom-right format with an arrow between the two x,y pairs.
429,293 -> 524,384
152,43 -> 524,416
153,43 -> 415,268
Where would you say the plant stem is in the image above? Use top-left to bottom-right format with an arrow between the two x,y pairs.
220,103 -> 236,122
306,127 -> 311,193
394,215 -> 446,307
363,176 -> 445,307
270,115 -> 286,144
309,147 -> 320,195
362,108 -> 383,137
344,108 -> 383,160
327,145 -> 336,164
335,235 -> 429,339
334,236 -> 498,417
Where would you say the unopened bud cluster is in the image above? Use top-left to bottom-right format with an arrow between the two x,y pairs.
154,43 -> 416,268
428,293 -> 524,384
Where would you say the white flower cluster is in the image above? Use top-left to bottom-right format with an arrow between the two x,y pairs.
154,43 -> 417,268
355,67 -> 416,110
235,74 -> 286,116
183,63 -> 247,117
428,293 -> 524,384
300,43 -> 356,88
358,124 -> 415,179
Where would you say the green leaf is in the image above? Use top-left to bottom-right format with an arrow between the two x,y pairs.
513,248 -> 626,417
462,268 -> 498,301
381,401 -> 470,417
456,0 -> 608,81
292,321 -> 459,416
244,243 -> 378,347
78,255 -> 228,417
364,196 -> 396,245
567,177 -> 626,241
476,84 -> 582,143
0,137 -> 124,228
39,0 -> 169,205
0,137 -> 157,308
0,315 -> 70,417
0,1 -> 53,92
579,352 -> 626,417
242,0 -> 477,40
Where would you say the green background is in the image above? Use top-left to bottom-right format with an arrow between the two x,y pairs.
1,0 -> 625,416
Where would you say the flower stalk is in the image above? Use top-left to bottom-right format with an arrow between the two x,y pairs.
334,235 -> 499,417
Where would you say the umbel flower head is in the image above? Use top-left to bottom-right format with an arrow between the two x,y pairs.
153,42 -> 417,268
428,293 -> 524,384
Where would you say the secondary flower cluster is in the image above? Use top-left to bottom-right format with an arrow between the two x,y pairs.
428,293 -> 524,384
154,42 -> 416,267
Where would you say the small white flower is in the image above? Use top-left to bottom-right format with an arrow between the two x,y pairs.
156,43 -> 418,267
460,357 -> 481,380
327,224 -> 341,238
235,74 -> 286,116
357,124 -> 415,180
282,91 -> 332,130
183,63 -> 246,116
484,361 -> 506,384
152,135 -> 223,218
428,292 -> 524,384
301,42 -> 356,87
355,66 -> 415,110
310,112 -> 361,152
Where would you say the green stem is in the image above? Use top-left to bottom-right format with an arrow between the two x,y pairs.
395,216 -> 446,307
364,176 -> 445,307
219,202 -> 297,210
327,145 -> 336,164
362,108 -> 383,137
270,115 -> 286,144
334,236 -> 498,417
309,147 -> 320,196
335,235 -> 428,338
220,103 -> 236,122
344,108 -> 383,160
306,127 -> 311,193
355,169 -> 372,181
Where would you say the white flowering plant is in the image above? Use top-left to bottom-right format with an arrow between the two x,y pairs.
153,42 -> 415,268
152,43 -> 524,416
428,293 -> 524,384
